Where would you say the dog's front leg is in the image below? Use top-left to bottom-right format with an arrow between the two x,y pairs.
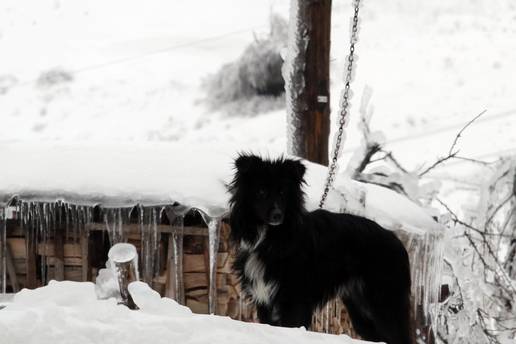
276,301 -> 313,329
256,304 -> 280,326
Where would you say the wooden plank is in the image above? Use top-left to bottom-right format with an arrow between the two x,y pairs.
86,224 -> 209,236
184,272 -> 226,290
47,267 -> 83,282
183,253 -> 228,273
38,243 -> 82,257
187,288 -> 229,303
186,299 -> 230,316
6,243 -> 19,292
13,259 -> 26,273
7,238 -> 26,259
80,229 -> 91,281
45,257 -> 83,266
186,299 -> 208,314
25,228 -> 38,289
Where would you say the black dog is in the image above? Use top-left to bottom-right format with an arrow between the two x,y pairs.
229,154 -> 412,344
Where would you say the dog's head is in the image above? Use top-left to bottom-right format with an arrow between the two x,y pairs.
229,154 -> 306,227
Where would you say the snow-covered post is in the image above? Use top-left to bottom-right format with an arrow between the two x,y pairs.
283,0 -> 332,165
108,243 -> 139,309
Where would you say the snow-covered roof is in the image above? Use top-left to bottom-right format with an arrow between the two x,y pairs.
0,142 -> 441,233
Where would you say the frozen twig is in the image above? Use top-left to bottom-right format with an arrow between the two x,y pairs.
354,173 -> 409,197
419,110 -> 487,177
354,142 -> 382,176
448,110 -> 487,156
436,198 -> 516,296
419,154 -> 459,177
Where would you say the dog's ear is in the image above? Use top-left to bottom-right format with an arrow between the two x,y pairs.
284,159 -> 306,183
235,154 -> 261,175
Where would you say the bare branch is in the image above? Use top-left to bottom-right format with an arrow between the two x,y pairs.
485,193 -> 515,228
448,110 -> 487,156
454,156 -> 496,166
354,172 -> 409,197
419,151 -> 459,177
380,150 -> 409,174
436,198 -> 516,296
419,110 -> 487,177
354,143 -> 382,175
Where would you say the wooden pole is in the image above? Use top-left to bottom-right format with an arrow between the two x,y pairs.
285,0 -> 332,165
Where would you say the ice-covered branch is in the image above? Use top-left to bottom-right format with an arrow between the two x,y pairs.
419,110 -> 487,177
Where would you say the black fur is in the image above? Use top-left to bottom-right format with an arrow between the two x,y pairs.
229,154 -> 412,344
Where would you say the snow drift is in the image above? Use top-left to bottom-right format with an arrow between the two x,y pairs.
0,280 -> 371,344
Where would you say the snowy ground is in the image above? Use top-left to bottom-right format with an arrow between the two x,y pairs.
0,281 -> 370,344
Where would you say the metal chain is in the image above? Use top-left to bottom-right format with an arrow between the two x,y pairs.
319,0 -> 361,208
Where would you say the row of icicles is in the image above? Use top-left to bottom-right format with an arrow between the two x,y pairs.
0,200 -> 221,314
0,199 -> 444,329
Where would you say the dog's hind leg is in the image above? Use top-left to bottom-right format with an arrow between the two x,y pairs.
342,297 -> 383,342
370,294 -> 413,344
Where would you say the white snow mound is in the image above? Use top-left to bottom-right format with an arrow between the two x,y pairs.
0,281 -> 372,344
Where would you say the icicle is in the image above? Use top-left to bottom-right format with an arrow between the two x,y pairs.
0,206 -> 6,294
165,206 -> 186,305
64,203 -> 69,243
200,212 -> 222,314
76,205 -> 82,244
407,230 -> 445,325
139,206 -> 159,285
139,205 -> 149,283
41,202 -> 50,285
152,207 -> 158,277
104,208 -> 126,245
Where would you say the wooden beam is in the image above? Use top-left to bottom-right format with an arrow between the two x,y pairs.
85,224 -> 209,236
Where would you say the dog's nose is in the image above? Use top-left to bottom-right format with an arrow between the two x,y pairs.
269,209 -> 284,225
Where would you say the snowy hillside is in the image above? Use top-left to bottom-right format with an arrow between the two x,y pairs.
1,0 -> 515,174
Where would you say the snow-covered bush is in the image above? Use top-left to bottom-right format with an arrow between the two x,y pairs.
0,74 -> 18,95
36,67 -> 73,88
202,15 -> 287,116
341,89 -> 516,342
434,159 -> 516,344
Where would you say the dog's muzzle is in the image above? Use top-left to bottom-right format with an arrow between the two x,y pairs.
268,209 -> 284,226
